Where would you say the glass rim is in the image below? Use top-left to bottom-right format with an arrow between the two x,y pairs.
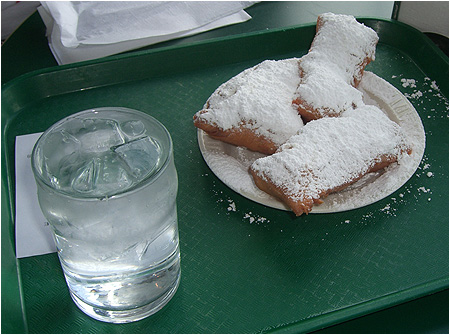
31,107 -> 174,200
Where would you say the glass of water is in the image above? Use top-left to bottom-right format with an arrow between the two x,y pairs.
31,107 -> 180,323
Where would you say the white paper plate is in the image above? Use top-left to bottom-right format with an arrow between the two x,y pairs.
197,71 -> 426,213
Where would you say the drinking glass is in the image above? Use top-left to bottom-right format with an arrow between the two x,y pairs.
31,107 -> 180,323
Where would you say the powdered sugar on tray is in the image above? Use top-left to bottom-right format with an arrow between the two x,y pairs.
336,152 -> 440,225
394,75 -> 449,121
206,178 -> 271,225
195,58 -> 304,147
401,78 -> 417,88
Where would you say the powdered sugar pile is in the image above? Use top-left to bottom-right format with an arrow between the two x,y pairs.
195,58 -> 304,147
250,105 -> 409,203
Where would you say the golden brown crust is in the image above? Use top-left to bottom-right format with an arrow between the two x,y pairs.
250,153 -> 407,216
293,98 -> 342,122
193,112 -> 278,155
250,168 -> 318,215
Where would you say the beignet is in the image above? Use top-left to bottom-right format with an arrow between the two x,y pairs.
293,13 -> 379,122
193,58 -> 304,155
250,105 -> 411,216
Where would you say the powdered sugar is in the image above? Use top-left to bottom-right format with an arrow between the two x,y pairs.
392,75 -> 449,121
195,58 -> 304,147
401,78 -> 417,88
430,80 -> 440,91
295,64 -> 364,117
204,175 -> 272,224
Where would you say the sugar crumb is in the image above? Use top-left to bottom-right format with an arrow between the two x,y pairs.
243,212 -> 270,225
430,81 -> 439,90
401,78 -> 416,88
227,200 -> 237,212
417,186 -> 431,193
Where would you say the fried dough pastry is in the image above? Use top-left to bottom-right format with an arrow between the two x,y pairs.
293,13 -> 379,122
193,58 -> 304,155
250,105 -> 412,216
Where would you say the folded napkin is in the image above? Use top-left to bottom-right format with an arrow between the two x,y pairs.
38,1 -> 256,65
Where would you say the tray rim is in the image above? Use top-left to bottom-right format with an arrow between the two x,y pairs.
274,277 -> 449,333
2,17 -> 449,333
1,16 -> 448,96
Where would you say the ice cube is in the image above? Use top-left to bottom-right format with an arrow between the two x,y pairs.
93,152 -> 134,195
70,151 -> 134,196
42,129 -> 81,178
120,120 -> 146,140
71,157 -> 96,193
55,151 -> 82,190
75,118 -> 125,153
113,136 -> 161,180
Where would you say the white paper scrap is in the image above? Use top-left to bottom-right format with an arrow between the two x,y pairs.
15,132 -> 57,258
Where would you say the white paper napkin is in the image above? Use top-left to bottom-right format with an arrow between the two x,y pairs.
15,133 -> 57,258
38,1 -> 256,64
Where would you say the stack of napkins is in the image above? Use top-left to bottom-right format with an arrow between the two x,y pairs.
38,1 -> 256,65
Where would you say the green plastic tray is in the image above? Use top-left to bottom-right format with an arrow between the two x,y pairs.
2,18 -> 448,333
